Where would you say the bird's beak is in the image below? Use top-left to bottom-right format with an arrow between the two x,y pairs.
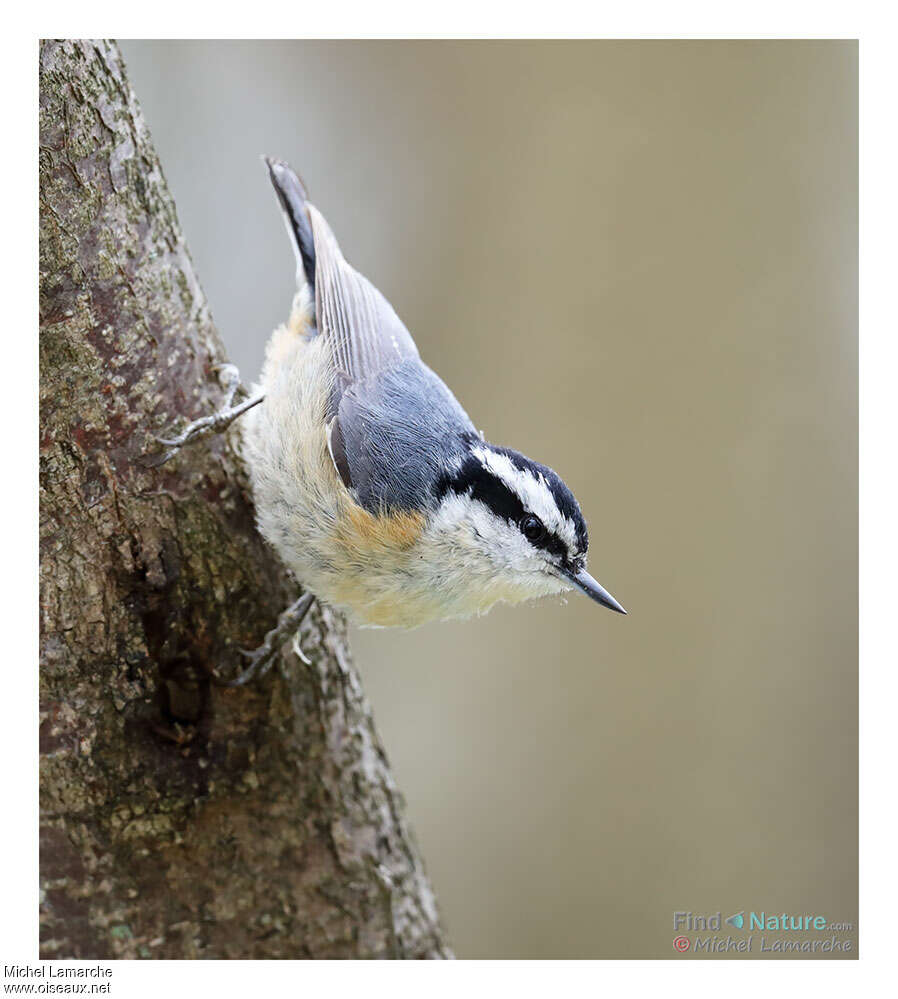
557,566 -> 627,615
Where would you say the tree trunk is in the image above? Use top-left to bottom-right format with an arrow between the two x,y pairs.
39,38 -> 450,960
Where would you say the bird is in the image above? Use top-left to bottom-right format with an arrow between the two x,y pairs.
157,158 -> 625,683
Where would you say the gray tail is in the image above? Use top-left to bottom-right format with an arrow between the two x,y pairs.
264,156 -> 316,291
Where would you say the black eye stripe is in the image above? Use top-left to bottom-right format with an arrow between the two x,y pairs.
435,455 -> 526,522
524,523 -> 568,559
485,445 -> 588,555
435,456 -> 569,558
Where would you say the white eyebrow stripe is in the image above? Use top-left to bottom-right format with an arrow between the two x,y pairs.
471,447 -> 578,551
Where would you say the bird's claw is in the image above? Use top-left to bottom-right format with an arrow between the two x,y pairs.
215,592 -> 316,688
292,631 -> 312,665
149,363 -> 265,466
221,645 -> 277,688
214,362 -> 240,386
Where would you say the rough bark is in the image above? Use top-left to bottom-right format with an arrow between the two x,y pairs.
39,39 -> 450,960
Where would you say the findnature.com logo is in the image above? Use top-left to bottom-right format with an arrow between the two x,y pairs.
671,911 -> 855,955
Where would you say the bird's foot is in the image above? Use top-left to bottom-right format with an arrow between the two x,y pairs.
217,592 -> 316,687
150,364 -> 265,466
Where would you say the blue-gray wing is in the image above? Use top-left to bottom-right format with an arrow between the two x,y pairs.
329,359 -> 477,514
305,204 -> 477,512
265,163 -> 474,510
307,204 -> 421,415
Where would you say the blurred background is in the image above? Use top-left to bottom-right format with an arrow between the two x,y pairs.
120,40 -> 857,959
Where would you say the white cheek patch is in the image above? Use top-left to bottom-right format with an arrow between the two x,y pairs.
471,447 -> 578,552
429,492 -> 545,572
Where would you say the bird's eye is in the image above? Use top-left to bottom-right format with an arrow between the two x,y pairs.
520,514 -> 546,544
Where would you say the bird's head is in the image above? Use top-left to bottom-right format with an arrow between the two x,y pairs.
430,441 -> 626,615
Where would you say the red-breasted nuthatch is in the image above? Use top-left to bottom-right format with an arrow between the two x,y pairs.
158,158 -> 625,682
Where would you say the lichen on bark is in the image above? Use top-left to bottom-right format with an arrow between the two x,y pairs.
39,38 -> 450,960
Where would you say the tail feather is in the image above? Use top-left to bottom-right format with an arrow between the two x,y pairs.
264,156 -> 316,292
